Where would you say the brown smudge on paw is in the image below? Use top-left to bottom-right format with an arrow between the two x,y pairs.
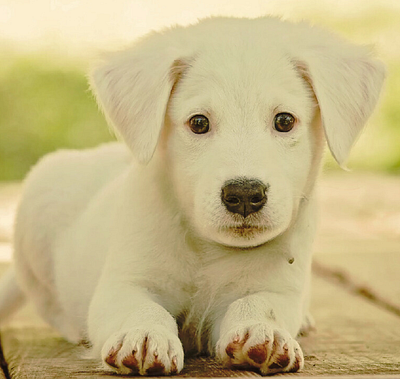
268,362 -> 282,370
278,353 -> 290,368
269,352 -> 290,370
271,331 -> 285,356
122,353 -> 139,373
289,352 -> 303,373
146,359 -> 165,376
226,340 -> 240,359
105,354 -> 118,368
289,360 -> 300,373
105,340 -> 123,368
248,343 -> 268,364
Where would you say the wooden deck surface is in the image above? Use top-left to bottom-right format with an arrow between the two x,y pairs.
0,173 -> 399,378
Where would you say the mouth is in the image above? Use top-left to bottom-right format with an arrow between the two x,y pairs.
220,222 -> 269,239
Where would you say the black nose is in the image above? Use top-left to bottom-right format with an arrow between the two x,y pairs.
221,178 -> 267,218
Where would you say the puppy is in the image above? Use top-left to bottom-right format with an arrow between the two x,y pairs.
0,17 -> 385,375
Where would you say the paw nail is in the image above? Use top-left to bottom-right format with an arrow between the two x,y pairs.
226,343 -> 237,359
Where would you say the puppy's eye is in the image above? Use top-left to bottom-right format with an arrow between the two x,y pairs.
274,113 -> 296,133
189,115 -> 210,134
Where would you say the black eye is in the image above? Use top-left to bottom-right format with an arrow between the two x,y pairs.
274,113 -> 296,133
189,115 -> 210,134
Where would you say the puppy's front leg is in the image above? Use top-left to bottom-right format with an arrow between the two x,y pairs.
88,284 -> 184,376
216,292 -> 304,375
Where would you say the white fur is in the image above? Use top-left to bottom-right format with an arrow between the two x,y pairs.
0,17 -> 384,375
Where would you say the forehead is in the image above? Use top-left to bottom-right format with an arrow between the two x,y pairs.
173,43 -> 312,118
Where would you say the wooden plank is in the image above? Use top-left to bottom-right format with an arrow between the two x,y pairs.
314,173 -> 400,259
315,173 -> 400,253
314,252 -> 400,314
300,275 -> 400,376
1,273 -> 399,378
314,172 -> 400,312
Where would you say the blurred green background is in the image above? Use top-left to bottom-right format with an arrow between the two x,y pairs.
0,55 -> 113,180
0,1 -> 399,181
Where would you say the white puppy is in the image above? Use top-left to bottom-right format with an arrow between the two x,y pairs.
0,17 -> 385,376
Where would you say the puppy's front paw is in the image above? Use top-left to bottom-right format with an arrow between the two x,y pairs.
216,323 -> 303,375
101,326 -> 184,375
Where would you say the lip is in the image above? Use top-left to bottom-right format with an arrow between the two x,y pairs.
221,224 -> 268,238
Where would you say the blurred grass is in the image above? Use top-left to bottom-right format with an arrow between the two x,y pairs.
0,7 -> 399,180
0,53 -> 113,181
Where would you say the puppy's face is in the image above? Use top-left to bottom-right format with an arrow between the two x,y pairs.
91,18 -> 384,249
165,48 -> 317,247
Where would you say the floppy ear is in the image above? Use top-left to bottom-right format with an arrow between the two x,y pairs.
294,37 -> 385,166
90,36 -> 190,164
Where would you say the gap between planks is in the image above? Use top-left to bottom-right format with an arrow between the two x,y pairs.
312,260 -> 400,318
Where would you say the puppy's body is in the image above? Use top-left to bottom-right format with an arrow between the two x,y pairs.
0,17 -> 384,376
14,141 -> 317,352
13,144 -> 131,337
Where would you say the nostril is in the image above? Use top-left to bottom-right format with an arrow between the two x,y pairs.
225,196 -> 240,205
250,195 -> 264,205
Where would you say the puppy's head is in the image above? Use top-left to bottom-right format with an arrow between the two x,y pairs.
90,17 -> 385,248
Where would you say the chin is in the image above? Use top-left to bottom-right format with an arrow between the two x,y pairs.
205,221 -> 289,249
217,226 -> 270,248
192,208 -> 292,249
